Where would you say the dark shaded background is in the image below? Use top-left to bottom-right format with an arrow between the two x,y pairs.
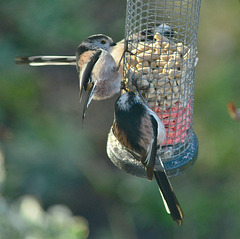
0,0 -> 240,238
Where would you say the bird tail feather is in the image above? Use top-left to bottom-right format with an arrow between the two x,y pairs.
15,56 -> 76,66
154,170 -> 184,226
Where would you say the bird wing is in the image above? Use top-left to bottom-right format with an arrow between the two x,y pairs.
82,82 -> 97,121
141,115 -> 158,180
112,122 -> 143,160
77,49 -> 102,102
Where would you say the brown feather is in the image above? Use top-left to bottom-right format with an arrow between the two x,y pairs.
138,114 -> 153,149
112,122 -> 131,150
77,50 -> 96,70
139,114 -> 156,180
113,114 -> 156,181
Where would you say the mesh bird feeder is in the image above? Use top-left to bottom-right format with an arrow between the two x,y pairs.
107,0 -> 201,177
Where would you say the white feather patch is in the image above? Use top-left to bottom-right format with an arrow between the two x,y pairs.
29,62 -> 76,66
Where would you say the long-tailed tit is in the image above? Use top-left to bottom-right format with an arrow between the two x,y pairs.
75,34 -> 122,120
112,91 -> 183,225
16,34 -> 122,120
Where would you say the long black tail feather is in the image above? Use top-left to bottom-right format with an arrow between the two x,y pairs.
154,170 -> 184,226
15,56 -> 76,66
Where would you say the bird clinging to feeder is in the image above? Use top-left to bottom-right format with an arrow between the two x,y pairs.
112,91 -> 183,225
16,34 -> 124,121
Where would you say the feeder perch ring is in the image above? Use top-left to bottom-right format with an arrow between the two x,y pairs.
107,127 -> 198,178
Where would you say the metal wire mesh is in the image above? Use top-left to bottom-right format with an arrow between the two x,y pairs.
107,0 -> 201,177
124,0 -> 200,158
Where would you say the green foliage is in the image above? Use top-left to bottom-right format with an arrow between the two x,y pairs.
0,196 -> 89,239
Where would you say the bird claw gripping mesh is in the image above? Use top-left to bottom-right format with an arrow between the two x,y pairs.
107,0 -> 201,177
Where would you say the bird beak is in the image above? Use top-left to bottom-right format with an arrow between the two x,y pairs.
110,42 -> 117,46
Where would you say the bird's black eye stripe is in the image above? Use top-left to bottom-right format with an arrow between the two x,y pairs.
101,40 -> 107,44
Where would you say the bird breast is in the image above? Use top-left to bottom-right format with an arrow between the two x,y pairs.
92,51 -> 121,100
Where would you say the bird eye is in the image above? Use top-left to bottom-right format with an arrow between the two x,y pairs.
101,40 -> 107,44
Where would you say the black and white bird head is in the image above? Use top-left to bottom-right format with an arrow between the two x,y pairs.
156,23 -> 175,39
115,91 -> 142,111
80,34 -> 117,52
140,23 -> 175,41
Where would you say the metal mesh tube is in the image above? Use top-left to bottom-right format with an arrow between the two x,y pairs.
107,0 -> 201,177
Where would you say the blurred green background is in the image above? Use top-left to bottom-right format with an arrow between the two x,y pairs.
0,0 -> 240,238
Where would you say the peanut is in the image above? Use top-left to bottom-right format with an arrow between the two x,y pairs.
122,32 -> 198,110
